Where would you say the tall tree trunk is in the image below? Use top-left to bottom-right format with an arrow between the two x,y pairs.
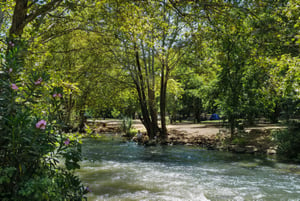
63,93 -> 74,132
0,0 -> 5,29
9,0 -> 28,37
136,85 -> 155,139
9,0 -> 62,38
193,98 -> 202,123
78,109 -> 86,133
160,64 -> 168,142
78,89 -> 89,133
134,49 -> 158,140
148,88 -> 159,136
270,102 -> 281,123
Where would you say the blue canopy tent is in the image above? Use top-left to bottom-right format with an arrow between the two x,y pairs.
210,113 -> 220,120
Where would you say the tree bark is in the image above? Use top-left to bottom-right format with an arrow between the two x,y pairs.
148,88 -> 159,136
0,0 -> 5,29
160,63 -> 169,142
9,0 -> 28,37
134,49 -> 159,139
9,0 -> 63,37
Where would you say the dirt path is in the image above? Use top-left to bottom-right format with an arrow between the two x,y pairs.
132,120 -> 284,152
131,120 -> 222,145
89,119 -> 283,153
132,120 -> 219,134
90,119 -> 221,141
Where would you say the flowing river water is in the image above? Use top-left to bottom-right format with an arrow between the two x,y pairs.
77,136 -> 300,201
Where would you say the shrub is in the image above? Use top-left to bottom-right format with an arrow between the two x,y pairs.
0,39 -> 87,200
231,137 -> 247,146
274,121 -> 300,162
128,128 -> 138,138
121,116 -> 132,135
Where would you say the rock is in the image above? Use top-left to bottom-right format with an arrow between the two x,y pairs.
266,148 -> 276,155
245,146 -> 258,154
215,142 -> 226,151
145,139 -> 157,146
239,162 -> 259,169
132,136 -> 137,142
230,145 -> 246,153
182,139 -> 188,144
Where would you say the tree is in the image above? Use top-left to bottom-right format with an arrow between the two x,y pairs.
95,0 -> 189,142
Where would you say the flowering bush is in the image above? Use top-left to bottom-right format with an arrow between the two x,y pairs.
36,119 -> 47,129
0,39 -> 88,200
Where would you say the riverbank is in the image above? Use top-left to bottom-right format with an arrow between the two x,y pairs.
87,119 -> 283,155
135,121 -> 282,154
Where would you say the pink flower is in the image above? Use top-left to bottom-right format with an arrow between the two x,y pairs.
36,120 -> 46,129
53,93 -> 62,98
85,187 -> 92,193
11,84 -> 18,90
64,138 -> 70,145
34,77 -> 42,85
8,41 -> 14,47
9,68 -> 13,73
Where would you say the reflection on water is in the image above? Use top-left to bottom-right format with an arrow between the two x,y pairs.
77,136 -> 300,201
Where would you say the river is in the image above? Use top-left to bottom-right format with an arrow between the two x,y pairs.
77,136 -> 300,201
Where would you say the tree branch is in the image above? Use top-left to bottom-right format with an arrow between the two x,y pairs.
9,0 -> 63,37
25,0 -> 63,25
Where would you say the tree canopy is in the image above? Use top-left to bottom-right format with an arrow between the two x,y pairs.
1,1 -> 300,197
1,0 -> 299,137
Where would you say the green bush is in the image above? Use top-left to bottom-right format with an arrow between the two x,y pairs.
231,137 -> 247,146
274,121 -> 300,162
121,116 -> 132,135
0,40 -> 88,200
128,128 -> 138,138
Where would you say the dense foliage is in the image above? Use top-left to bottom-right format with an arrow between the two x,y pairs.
0,1 -> 89,200
12,0 -> 298,139
0,40 -> 88,200
1,1 -> 300,196
274,121 -> 300,162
